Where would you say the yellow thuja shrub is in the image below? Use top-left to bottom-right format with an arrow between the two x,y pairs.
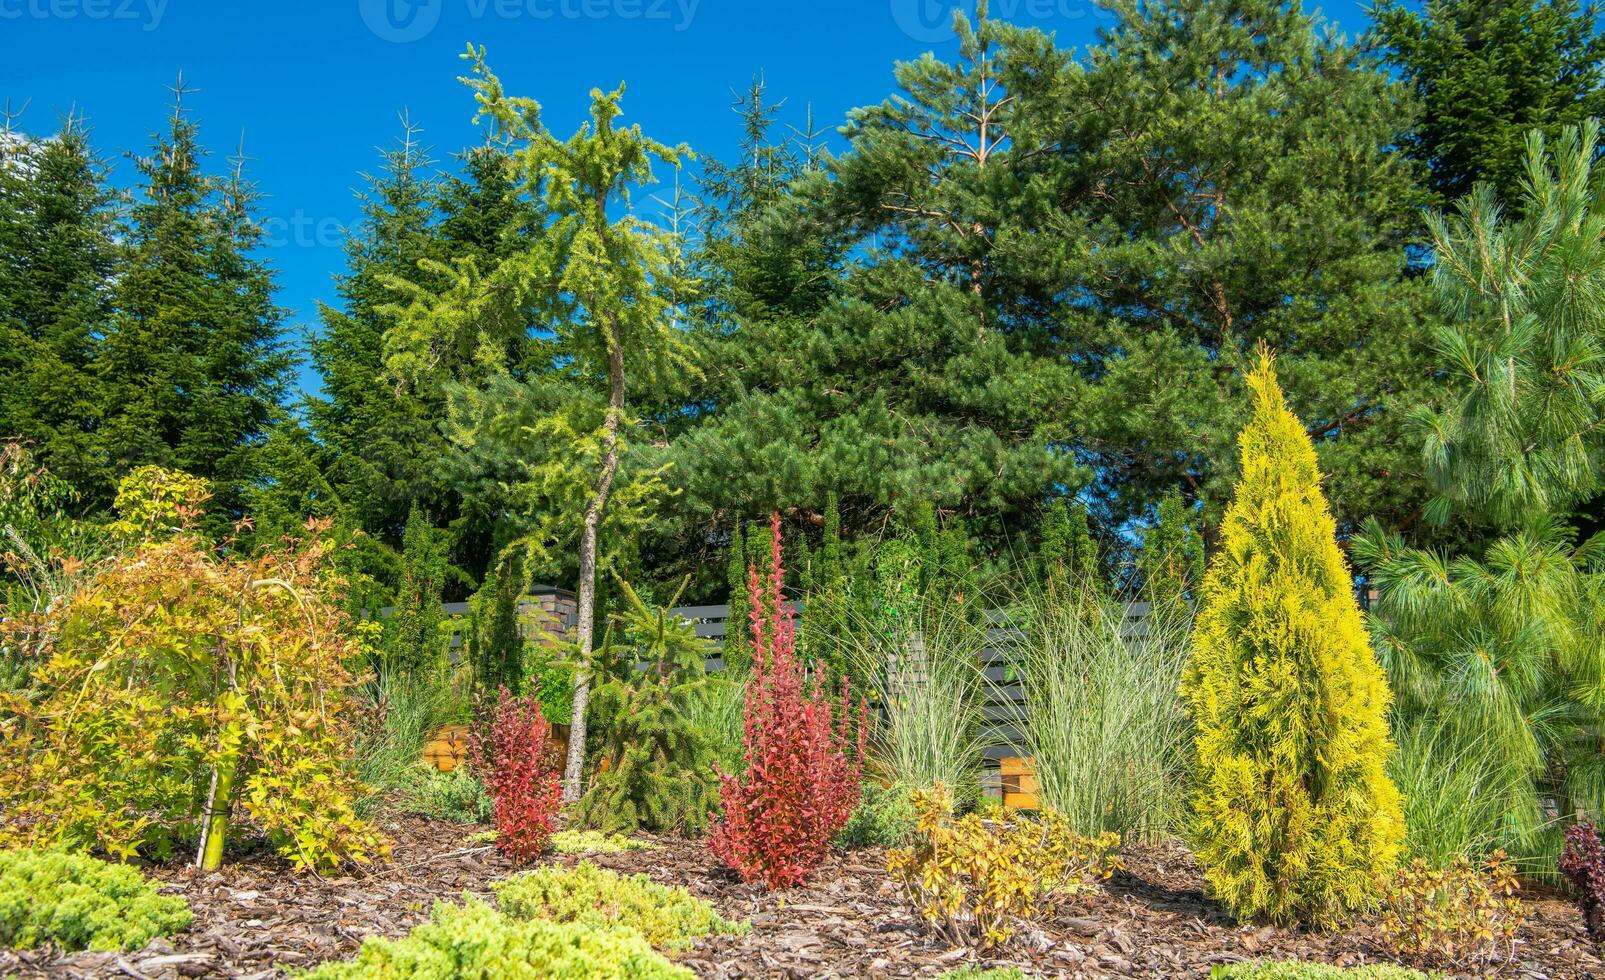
1180,350 -> 1403,928
887,785 -> 1121,949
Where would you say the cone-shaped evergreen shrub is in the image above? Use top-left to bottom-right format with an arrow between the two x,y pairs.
1180,350 -> 1403,928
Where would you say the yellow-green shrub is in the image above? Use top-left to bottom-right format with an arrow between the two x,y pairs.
1180,351 -> 1404,928
492,860 -> 745,950
1376,852 -> 1523,971
0,515 -> 388,872
0,848 -> 192,952
886,785 -> 1121,949
298,898 -> 692,979
549,829 -> 657,854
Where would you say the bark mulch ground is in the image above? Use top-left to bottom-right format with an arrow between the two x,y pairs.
2,816 -> 1597,979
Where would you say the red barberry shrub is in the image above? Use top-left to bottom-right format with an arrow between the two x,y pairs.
469,687 -> 562,864
1561,821 -> 1605,941
710,513 -> 867,890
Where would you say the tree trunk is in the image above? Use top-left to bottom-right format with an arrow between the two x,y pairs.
563,305 -> 627,803
196,747 -> 239,871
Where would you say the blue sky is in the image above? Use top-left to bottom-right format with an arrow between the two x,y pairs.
3,0 -> 1374,394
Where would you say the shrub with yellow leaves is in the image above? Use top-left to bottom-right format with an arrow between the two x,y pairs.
1376,852 -> 1524,972
0,475 -> 387,873
886,785 -> 1120,949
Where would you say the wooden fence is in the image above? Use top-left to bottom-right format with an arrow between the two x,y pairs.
390,592 -> 1158,777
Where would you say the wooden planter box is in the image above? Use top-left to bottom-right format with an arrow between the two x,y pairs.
999,756 -> 1039,811
421,722 -> 572,773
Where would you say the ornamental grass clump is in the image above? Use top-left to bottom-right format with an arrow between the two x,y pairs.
493,860 -> 745,950
710,513 -> 867,890
469,686 -> 563,864
1180,350 -> 1404,928
0,848 -> 192,952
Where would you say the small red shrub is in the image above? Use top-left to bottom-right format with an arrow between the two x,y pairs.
710,513 -> 867,890
469,687 -> 562,864
1562,821 -> 1605,941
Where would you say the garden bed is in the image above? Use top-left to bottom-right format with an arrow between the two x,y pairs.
1,815 -> 1594,979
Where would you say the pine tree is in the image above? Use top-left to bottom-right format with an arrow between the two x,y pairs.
1181,349 -> 1403,928
1370,0 -> 1605,205
1354,123 -> 1605,840
1064,0 -> 1440,541
0,110 -> 117,499
98,81 -> 292,528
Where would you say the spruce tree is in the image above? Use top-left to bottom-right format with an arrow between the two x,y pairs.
98,82 -> 292,527
573,576 -> 722,836
0,111 -> 117,498
308,116 -> 442,548
1181,350 -> 1403,928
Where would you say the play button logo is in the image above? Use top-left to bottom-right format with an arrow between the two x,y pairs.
359,0 -> 443,42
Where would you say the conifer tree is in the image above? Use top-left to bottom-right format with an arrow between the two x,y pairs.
389,48 -> 693,802
1181,350 -> 1403,928
98,80 -> 292,528
724,523 -> 750,667
0,110 -> 117,498
1371,0 -> 1605,205
573,576 -> 722,836
1138,491 -> 1206,615
385,503 -> 448,677
1039,498 -> 1103,603
472,549 -> 525,696
308,115 -> 441,548
1354,123 -> 1605,839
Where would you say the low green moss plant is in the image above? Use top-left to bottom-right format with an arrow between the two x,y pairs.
299,898 -> 692,979
936,968 -> 1029,980
492,860 -> 745,950
550,829 -> 657,854
1210,964 -> 1430,979
0,848 -> 192,952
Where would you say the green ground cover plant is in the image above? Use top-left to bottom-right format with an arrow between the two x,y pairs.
0,848 -> 192,952
492,860 -> 745,950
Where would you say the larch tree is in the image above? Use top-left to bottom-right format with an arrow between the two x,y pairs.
1181,349 -> 1403,928
386,46 -> 693,803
